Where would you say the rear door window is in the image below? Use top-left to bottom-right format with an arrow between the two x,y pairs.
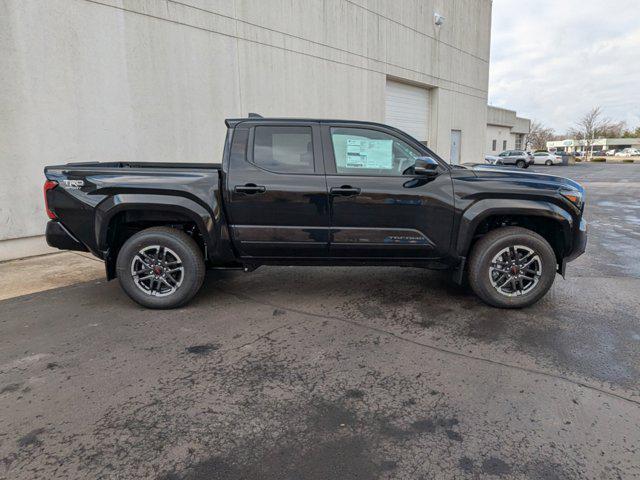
252,126 -> 315,174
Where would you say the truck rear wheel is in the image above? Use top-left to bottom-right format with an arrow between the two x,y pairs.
468,227 -> 556,308
116,227 -> 205,309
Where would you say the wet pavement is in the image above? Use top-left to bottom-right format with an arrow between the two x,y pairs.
1,163 -> 639,479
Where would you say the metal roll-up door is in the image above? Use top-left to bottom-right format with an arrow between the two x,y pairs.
385,80 -> 429,144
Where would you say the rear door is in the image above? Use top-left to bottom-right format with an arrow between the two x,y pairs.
224,121 -> 329,258
322,123 -> 454,259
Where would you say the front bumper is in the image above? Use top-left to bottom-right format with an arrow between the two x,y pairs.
45,221 -> 88,252
558,218 -> 587,276
567,218 -> 588,261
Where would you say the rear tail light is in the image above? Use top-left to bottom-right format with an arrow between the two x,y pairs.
43,180 -> 58,219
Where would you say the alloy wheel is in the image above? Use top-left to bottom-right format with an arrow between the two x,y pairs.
130,245 -> 184,297
488,245 -> 542,297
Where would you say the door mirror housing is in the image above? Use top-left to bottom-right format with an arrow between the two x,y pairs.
413,157 -> 439,176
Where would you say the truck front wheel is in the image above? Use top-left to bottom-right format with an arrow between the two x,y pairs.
467,227 -> 556,308
116,227 -> 205,309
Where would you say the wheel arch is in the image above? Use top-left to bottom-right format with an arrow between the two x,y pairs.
96,194 -> 215,248
456,199 -> 574,267
96,194 -> 223,280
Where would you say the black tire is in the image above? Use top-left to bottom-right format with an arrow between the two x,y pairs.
116,227 -> 205,309
468,227 -> 556,308
516,160 -> 526,168
545,160 -> 553,166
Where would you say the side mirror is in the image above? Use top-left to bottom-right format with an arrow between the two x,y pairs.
413,157 -> 439,176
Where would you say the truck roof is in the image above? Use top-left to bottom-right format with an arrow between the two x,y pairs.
224,116 -> 394,129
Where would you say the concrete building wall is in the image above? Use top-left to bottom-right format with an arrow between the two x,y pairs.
487,106 -> 516,129
513,117 -> 531,135
1,0 -> 492,260
486,106 -> 530,154
486,125 -> 514,153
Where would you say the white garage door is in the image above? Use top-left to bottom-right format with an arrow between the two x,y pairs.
385,80 -> 430,143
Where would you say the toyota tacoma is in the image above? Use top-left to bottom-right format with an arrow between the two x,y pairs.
43,116 -> 587,309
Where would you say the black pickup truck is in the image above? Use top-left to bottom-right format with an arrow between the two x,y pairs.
44,116 -> 587,309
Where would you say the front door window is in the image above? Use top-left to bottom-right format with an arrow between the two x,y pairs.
330,127 -> 420,176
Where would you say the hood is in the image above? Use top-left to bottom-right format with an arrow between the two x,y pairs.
470,167 -> 584,193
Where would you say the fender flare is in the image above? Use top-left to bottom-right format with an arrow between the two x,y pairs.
455,199 -> 575,258
95,194 -> 216,255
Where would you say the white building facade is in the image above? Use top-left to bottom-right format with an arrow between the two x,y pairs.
486,106 -> 531,154
1,0 -> 493,261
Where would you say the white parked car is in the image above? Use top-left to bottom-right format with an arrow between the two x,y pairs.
614,148 -> 640,157
605,149 -> 617,156
532,151 -> 562,165
484,154 -> 500,164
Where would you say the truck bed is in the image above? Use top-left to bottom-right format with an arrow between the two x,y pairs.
43,161 -> 225,264
45,161 -> 221,171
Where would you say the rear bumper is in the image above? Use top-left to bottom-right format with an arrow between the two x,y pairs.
45,221 -> 88,252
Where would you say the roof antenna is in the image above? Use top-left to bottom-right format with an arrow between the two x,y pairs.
248,113 -> 263,118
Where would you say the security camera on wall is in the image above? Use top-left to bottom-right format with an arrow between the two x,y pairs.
434,13 -> 445,26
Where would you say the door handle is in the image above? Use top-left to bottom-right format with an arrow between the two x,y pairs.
330,185 -> 361,196
234,183 -> 266,194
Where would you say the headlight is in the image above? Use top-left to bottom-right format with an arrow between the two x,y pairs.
560,188 -> 584,210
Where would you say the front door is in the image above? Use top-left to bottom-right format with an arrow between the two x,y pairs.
224,121 -> 329,258
322,123 -> 455,259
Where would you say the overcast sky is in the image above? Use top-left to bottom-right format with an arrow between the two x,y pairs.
488,0 -> 640,134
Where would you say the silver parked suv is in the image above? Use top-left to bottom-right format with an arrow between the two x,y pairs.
496,150 -> 535,168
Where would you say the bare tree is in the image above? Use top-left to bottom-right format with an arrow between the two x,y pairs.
526,121 -> 557,151
599,121 -> 626,139
571,107 -> 624,158
622,126 -> 640,138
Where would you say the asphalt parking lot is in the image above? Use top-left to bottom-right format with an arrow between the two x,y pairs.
1,163 -> 639,479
